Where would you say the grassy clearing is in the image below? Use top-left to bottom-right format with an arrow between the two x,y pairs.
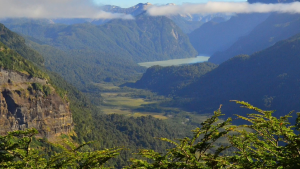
93,83 -> 120,90
101,107 -> 168,120
132,113 -> 168,120
100,91 -> 168,119
103,96 -> 154,108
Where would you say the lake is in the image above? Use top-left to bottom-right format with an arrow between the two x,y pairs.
138,56 -> 210,68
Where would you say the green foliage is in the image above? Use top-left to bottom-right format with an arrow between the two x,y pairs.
2,14 -> 197,87
0,22 -> 201,168
228,101 -> 300,168
0,129 -> 121,168
31,83 -> 51,96
0,42 -> 48,79
43,85 -> 51,96
32,82 -> 43,92
158,33 -> 300,118
2,102 -> 300,168
127,101 -> 300,168
0,23 -> 44,66
128,62 -> 217,95
127,107 -> 233,168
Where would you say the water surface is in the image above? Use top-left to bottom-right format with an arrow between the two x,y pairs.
138,56 -> 210,68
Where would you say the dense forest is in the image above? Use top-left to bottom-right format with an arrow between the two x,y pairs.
134,33 -> 300,121
0,25 -> 202,168
2,0 -> 300,168
2,101 -> 300,168
127,62 -> 217,95
2,14 -> 197,91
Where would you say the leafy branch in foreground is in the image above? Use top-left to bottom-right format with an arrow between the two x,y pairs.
229,100 -> 300,168
127,101 -> 300,169
126,107 -> 234,169
1,101 -> 300,168
0,129 -> 122,168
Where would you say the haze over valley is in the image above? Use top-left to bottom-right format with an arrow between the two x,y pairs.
1,0 -> 300,168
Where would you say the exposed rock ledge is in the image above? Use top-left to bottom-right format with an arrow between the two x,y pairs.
0,69 -> 73,138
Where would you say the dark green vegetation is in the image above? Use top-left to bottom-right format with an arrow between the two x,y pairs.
29,83 -> 51,96
189,13 -> 269,55
0,41 -> 48,79
26,39 -> 144,89
0,129 -> 121,168
2,14 -> 197,89
134,33 -> 300,120
127,101 -> 300,168
0,23 -> 44,66
2,102 -> 300,168
210,13 -> 300,64
127,62 -> 217,95
0,24 -> 204,168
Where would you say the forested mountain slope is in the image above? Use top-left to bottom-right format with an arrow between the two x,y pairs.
0,41 -> 74,139
2,14 -> 197,88
189,13 -> 269,55
0,24 -> 201,168
209,13 -> 300,64
132,33 -> 300,119
0,24 -> 44,65
4,14 -> 196,62
178,33 -> 300,118
128,62 -> 217,95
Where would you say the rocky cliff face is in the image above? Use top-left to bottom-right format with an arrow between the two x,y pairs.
0,69 -> 73,138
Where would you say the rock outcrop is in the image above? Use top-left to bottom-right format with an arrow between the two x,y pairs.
0,69 -> 73,138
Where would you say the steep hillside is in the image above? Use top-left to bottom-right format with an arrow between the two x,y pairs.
128,62 -> 217,95
0,24 -> 204,168
10,14 -> 197,62
2,14 -> 197,88
25,39 -> 144,89
0,42 -> 73,138
178,33 -> 300,118
0,23 -> 44,65
104,14 -> 197,62
102,3 -> 229,33
209,13 -> 300,64
130,33 -> 300,119
189,13 -> 269,55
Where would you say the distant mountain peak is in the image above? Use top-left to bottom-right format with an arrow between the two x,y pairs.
166,3 -> 176,6
134,2 -> 153,8
247,0 -> 298,3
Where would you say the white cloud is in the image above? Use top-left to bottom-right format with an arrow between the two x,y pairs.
147,2 -> 300,16
0,0 -> 134,19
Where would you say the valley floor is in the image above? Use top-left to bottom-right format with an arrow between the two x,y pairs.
94,83 -> 211,123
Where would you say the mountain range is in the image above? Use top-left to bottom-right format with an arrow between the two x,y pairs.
133,32 -> 300,120
209,13 -> 300,64
189,13 -> 269,56
3,0 -> 300,167
0,21 -> 201,168
2,13 -> 197,90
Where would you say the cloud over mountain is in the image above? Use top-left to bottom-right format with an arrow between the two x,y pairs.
147,2 -> 300,16
0,0 -> 134,19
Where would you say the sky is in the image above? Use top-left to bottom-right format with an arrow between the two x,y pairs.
0,0 -> 299,19
93,0 -> 246,8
